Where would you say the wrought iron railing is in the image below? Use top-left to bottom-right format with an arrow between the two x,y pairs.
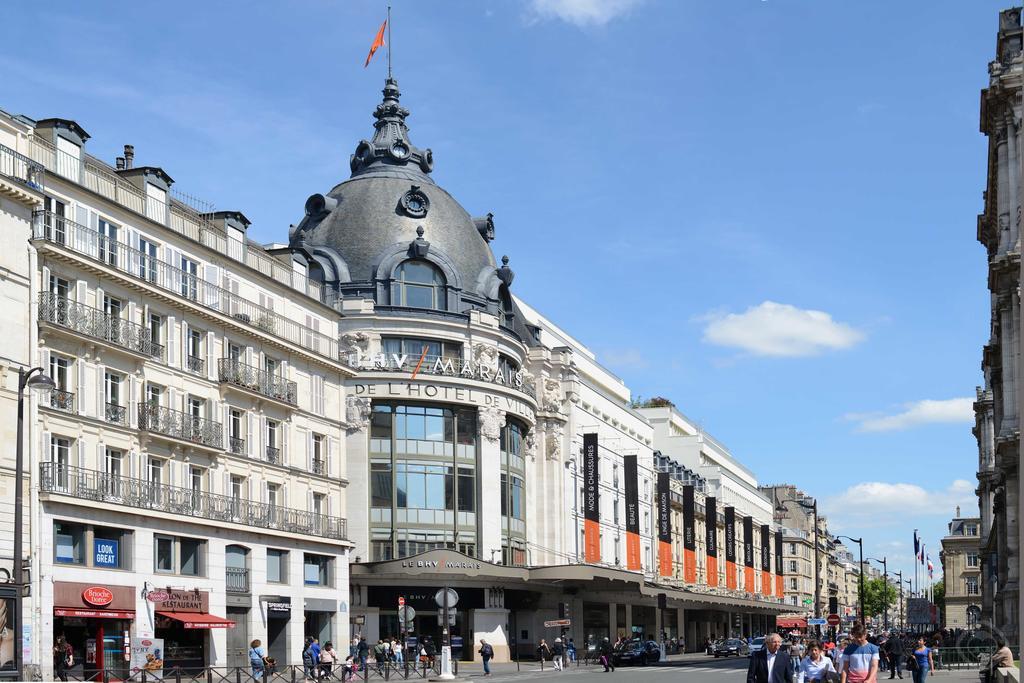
217,358 -> 298,405
229,436 -> 245,455
186,354 -> 205,374
0,142 -> 43,190
105,402 -> 127,425
40,463 -> 348,540
49,389 -> 74,412
226,566 -> 250,593
32,211 -> 340,362
138,403 -> 223,449
312,459 -> 326,476
39,292 -> 164,359
266,446 -> 281,465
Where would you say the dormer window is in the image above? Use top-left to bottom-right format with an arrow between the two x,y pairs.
391,260 -> 445,309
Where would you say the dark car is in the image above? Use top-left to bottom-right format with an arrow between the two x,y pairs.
610,640 -> 662,666
713,638 -> 750,657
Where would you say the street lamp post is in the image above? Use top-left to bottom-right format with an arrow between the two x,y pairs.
894,571 -> 904,632
776,497 -> 820,619
867,557 -> 888,631
13,365 -> 55,680
837,535 -> 865,625
903,578 -> 913,633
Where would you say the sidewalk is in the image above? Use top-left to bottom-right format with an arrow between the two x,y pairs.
450,652 -> 724,677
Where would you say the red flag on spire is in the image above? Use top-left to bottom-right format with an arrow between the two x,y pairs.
364,18 -> 387,68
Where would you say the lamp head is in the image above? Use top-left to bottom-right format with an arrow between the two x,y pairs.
26,372 -> 55,393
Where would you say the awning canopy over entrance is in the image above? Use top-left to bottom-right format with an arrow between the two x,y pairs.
156,611 -> 236,629
351,549 -> 792,614
54,608 -> 135,619
776,617 -> 807,629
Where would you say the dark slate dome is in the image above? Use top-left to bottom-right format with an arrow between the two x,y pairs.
291,78 -> 503,305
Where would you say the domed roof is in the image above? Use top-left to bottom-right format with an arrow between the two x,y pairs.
292,79 -> 500,300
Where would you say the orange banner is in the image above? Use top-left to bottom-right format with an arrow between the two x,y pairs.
775,574 -> 784,597
744,566 -> 755,594
659,541 -> 673,577
626,532 -> 641,571
584,519 -> 601,563
762,570 -> 772,596
684,548 -> 697,584
726,561 -> 737,590
707,556 -> 719,587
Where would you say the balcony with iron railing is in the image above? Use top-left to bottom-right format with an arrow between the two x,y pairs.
26,138 -> 323,301
0,143 -> 44,200
138,403 -> 223,449
312,459 -> 326,476
186,355 -> 205,374
265,446 -> 281,465
40,462 -> 348,540
217,358 -> 298,406
32,211 -> 339,363
228,437 -> 245,456
39,292 -> 164,359
226,567 -> 250,593
105,402 -> 127,426
49,389 -> 74,412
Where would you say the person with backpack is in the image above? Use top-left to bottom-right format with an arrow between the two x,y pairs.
479,638 -> 494,676
357,636 -> 370,672
249,639 -> 268,680
302,637 -> 315,680
373,639 -> 387,672
599,637 -> 615,672
552,638 -> 565,671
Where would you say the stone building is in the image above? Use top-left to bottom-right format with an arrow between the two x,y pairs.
940,508 -> 983,630
975,5 -> 1023,648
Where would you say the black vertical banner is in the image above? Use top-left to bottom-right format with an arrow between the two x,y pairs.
775,529 -> 784,597
743,516 -> 755,593
583,433 -> 600,563
760,524 -> 772,596
725,506 -> 737,590
706,497 -> 718,587
623,455 -> 641,571
682,485 -> 696,583
657,472 -> 672,577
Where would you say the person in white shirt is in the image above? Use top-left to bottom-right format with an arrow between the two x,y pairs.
799,640 -> 837,682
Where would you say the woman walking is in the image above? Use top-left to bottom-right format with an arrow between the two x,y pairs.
249,639 -> 268,681
910,636 -> 934,683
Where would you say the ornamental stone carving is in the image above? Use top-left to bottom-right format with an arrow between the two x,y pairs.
542,379 -> 563,414
472,342 -> 498,366
546,421 -> 564,460
523,429 -> 537,460
479,406 -> 504,444
341,332 -> 371,355
345,396 -> 372,432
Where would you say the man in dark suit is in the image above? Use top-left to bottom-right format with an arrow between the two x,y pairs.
747,633 -> 794,683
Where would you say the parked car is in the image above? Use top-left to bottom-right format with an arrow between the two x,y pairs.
748,637 -> 765,656
713,638 -> 750,657
611,640 -> 662,666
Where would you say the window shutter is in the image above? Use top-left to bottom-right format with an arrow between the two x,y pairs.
168,387 -> 177,412
282,423 -> 289,465
222,471 -> 229,496
206,331 -> 215,381
76,205 -> 88,232
281,483 -> 287,509
128,450 -> 136,479
39,347 -> 50,380
223,404 -> 231,450
75,279 -> 87,304
247,412 -> 255,457
96,365 -> 105,420
181,321 -> 189,370
245,345 -> 253,367
41,430 -> 51,462
328,438 -> 338,477
204,264 -> 220,311
78,439 -> 86,468
130,230 -> 140,277
307,489 -> 313,513
166,247 -> 180,293
128,375 -> 137,428
96,443 -> 104,472
95,284 -> 104,307
88,210 -> 100,259
167,316 -> 177,366
77,361 -> 87,415
306,430 -> 313,472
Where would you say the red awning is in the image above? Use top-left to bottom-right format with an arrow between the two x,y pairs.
776,617 -> 807,629
156,611 -> 236,629
55,608 -> 135,619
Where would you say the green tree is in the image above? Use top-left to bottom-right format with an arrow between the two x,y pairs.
862,577 -> 899,621
932,580 -> 945,624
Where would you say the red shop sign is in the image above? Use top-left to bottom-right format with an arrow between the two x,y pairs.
82,586 -> 114,607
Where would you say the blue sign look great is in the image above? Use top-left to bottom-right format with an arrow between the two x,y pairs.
94,538 -> 118,567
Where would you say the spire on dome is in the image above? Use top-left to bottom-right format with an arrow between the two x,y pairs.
349,78 -> 434,182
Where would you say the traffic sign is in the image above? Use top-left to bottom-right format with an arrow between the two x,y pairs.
802,599 -> 813,605
437,608 -> 456,626
827,614 -> 841,627
544,619 -> 571,628
398,597 -> 405,607
398,606 -> 416,624
435,588 -> 459,608
807,618 -> 827,626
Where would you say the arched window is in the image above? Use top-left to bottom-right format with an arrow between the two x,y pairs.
391,260 -> 445,309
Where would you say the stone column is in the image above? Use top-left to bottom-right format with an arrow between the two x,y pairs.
478,407 -> 505,561
608,603 -> 618,640
625,603 -> 633,636
344,396 -> 372,558
472,609 -> 511,662
677,607 -> 686,649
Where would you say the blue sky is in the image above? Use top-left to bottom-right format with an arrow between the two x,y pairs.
3,0 -> 1004,586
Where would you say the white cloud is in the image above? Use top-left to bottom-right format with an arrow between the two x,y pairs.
844,397 -> 974,432
598,347 -> 650,371
822,480 -> 977,529
527,0 -> 644,26
700,301 -> 865,357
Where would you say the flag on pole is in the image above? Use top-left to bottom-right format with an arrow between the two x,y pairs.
914,530 -> 920,557
364,18 -> 388,67
920,542 -> 925,565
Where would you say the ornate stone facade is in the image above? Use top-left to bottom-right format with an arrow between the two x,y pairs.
975,6 -> 1023,647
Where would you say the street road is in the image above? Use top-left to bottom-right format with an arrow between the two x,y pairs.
459,656 -> 750,681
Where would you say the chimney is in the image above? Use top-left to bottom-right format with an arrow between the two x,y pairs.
123,144 -> 134,169
116,157 -> 125,170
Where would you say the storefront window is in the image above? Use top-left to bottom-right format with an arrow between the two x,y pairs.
267,548 -> 287,583
304,554 -> 330,586
55,521 -> 85,564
